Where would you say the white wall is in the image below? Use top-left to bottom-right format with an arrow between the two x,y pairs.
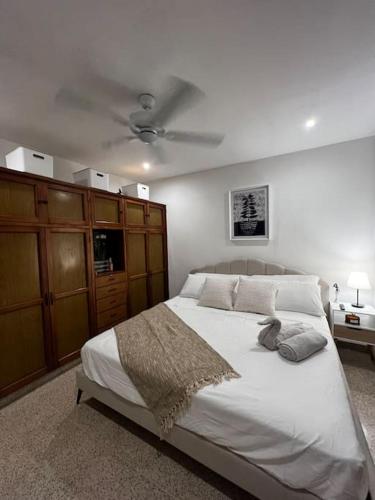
150,136 -> 375,304
0,138 -> 132,193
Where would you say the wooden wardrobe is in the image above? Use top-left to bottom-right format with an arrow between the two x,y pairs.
0,166 -> 168,397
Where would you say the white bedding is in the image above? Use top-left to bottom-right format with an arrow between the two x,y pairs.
82,296 -> 369,500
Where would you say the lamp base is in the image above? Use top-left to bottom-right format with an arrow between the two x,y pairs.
352,303 -> 364,308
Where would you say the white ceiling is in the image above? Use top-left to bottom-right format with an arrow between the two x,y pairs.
0,0 -> 375,181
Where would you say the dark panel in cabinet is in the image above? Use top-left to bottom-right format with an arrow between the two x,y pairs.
93,194 -> 123,226
0,305 -> 46,393
47,228 -> 91,364
127,231 -> 147,277
47,185 -> 88,225
150,272 -> 167,307
0,177 -> 40,222
148,204 -> 164,227
128,277 -> 148,317
125,200 -> 146,226
54,293 -> 90,361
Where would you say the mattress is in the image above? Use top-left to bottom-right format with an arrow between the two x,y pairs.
81,296 -> 369,500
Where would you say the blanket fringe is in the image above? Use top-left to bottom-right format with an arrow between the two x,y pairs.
158,369 -> 240,438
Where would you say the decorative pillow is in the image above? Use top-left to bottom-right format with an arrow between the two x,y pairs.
275,282 -> 325,317
195,273 -> 240,283
179,274 -> 206,299
233,278 -> 277,315
198,277 -> 237,310
251,274 -> 319,284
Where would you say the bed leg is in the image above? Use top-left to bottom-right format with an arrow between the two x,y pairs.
76,388 -> 83,405
370,346 -> 375,363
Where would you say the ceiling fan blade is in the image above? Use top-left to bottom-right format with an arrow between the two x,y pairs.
55,88 -> 129,127
80,72 -> 139,105
149,143 -> 168,165
102,135 -> 136,150
152,76 -> 205,127
164,130 -> 224,147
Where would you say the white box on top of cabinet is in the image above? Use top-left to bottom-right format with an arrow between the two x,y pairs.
122,183 -> 149,200
73,168 -> 109,190
6,147 -> 54,177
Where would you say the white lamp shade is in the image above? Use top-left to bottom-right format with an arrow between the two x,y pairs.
347,272 -> 371,290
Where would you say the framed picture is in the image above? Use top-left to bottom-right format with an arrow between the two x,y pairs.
229,184 -> 270,240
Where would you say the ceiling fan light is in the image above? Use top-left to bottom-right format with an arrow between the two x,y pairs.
139,129 -> 158,144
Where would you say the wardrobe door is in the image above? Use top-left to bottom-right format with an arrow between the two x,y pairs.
0,174 -> 42,223
147,203 -> 165,228
47,229 -> 91,364
149,272 -> 167,306
125,199 -> 147,227
0,228 -> 49,396
93,193 -> 123,226
126,230 -> 149,316
147,231 -> 168,307
47,184 -> 89,225
128,278 -> 148,317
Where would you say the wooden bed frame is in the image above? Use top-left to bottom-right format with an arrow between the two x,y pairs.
76,259 -> 373,500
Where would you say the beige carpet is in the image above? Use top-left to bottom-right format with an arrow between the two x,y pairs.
1,344 -> 374,500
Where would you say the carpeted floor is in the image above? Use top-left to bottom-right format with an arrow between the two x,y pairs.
1,344 -> 374,500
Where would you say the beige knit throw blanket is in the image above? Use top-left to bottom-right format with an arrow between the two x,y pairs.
114,303 -> 240,437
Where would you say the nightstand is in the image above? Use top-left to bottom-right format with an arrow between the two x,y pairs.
330,302 -> 375,359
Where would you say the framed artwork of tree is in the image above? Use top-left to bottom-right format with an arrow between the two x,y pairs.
229,185 -> 269,240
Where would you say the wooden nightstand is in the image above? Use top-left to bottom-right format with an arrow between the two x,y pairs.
330,302 -> 375,359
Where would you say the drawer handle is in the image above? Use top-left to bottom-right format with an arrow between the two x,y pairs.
107,288 -> 116,293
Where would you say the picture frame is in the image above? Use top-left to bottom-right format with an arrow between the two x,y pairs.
229,184 -> 270,240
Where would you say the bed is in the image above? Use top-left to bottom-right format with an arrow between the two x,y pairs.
76,259 -> 375,500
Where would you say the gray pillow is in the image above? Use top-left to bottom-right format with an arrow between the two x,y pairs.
198,277 -> 237,310
234,278 -> 277,315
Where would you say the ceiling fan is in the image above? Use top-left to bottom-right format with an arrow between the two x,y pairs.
55,76 -> 224,165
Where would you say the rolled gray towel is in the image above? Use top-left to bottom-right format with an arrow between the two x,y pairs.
257,317 -> 281,350
274,323 -> 308,347
257,317 -> 306,351
278,330 -> 328,362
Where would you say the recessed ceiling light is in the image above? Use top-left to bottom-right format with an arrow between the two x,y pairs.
143,162 -> 150,170
305,118 -> 317,129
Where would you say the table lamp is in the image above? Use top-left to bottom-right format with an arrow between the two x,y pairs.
347,272 -> 371,308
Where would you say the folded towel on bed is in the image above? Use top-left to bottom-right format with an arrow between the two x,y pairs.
278,330 -> 328,362
257,317 -> 306,351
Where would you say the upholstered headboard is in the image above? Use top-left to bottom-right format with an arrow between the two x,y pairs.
191,258 -> 330,314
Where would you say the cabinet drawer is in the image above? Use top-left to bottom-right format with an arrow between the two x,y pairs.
97,293 -> 126,313
96,282 -> 126,300
97,305 -> 126,330
96,272 -> 126,288
334,325 -> 375,345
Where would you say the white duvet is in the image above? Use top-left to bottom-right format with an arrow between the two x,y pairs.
81,297 -> 369,500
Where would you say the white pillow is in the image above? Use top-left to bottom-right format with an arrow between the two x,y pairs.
198,277 -> 237,310
251,274 -> 319,284
196,273 -> 240,282
180,273 -> 240,299
234,278 -> 277,315
179,274 -> 206,299
275,281 -> 325,316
